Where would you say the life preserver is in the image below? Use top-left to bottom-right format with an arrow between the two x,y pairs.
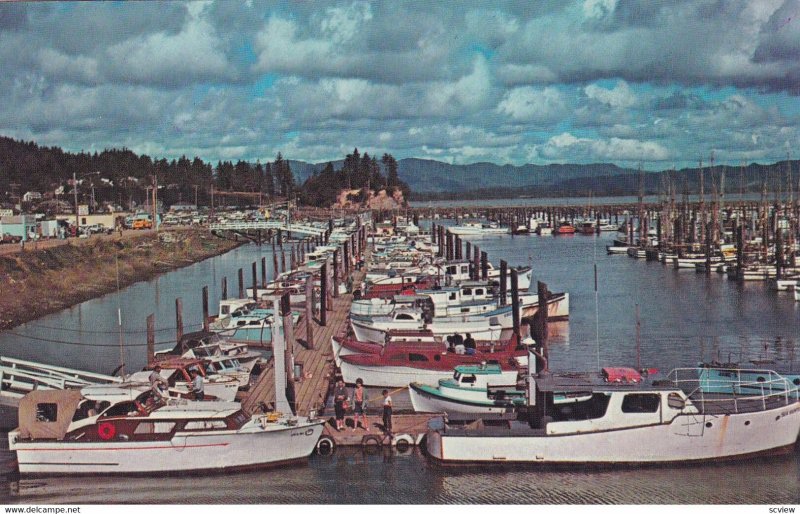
392,433 -> 414,453
315,436 -> 336,456
361,434 -> 383,448
97,422 -> 116,440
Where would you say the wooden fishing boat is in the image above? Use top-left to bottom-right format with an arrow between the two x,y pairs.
8,388 -> 324,475
337,337 -> 526,387
426,364 -> 800,465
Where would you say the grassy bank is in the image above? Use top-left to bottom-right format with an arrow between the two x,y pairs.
0,230 -> 242,330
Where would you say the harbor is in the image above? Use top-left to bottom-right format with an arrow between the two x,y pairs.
0,204 -> 798,502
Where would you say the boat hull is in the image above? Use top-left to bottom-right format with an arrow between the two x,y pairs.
340,360 -> 518,388
10,419 -> 325,475
409,382 -> 518,415
427,402 -> 800,465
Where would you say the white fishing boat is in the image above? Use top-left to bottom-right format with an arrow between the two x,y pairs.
349,308 -> 509,344
409,363 -> 525,416
448,221 -> 509,236
768,277 -> 799,291
426,363 -> 800,465
8,388 -> 324,475
606,245 -> 629,255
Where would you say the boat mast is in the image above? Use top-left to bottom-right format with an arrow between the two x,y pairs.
638,163 -> 645,246
699,156 -> 706,247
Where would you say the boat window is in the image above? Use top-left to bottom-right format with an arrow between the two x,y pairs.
667,393 -> 685,410
460,308 -> 470,313
548,393 -> 610,421
461,266 -> 468,274
134,422 -> 176,435
621,394 -> 661,413
449,293 -> 457,300
396,313 -> 415,320
453,371 -> 462,380
460,375 -> 477,384
237,320 -> 247,326
221,306 -> 230,315
102,401 -> 139,418
462,288 -> 472,295
248,320 -> 261,326
35,403 -> 58,423
184,420 -> 227,430
475,289 -> 484,296
408,353 -> 429,362
447,266 -> 456,274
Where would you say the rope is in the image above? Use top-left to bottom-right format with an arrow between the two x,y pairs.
0,331 -> 177,348
18,321 -> 204,335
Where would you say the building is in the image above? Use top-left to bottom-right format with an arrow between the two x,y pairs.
0,215 -> 37,241
55,212 -> 129,230
22,192 -> 42,203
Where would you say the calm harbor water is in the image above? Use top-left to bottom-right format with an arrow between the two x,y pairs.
1,227 -> 800,503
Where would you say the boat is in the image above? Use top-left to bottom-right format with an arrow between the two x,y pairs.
337,337 -> 526,387
426,363 -> 800,465
554,222 -> 576,235
448,221 -> 509,236
137,358 -> 241,401
409,363 -> 525,417
579,221 -> 597,235
606,245 -> 629,255
155,330 -> 265,374
536,224 -> 553,236
511,225 -> 530,235
796,286 -> 800,302
349,308 -> 509,344
8,388 -> 325,475
208,299 -> 301,345
626,247 -> 646,259
768,277 -> 799,291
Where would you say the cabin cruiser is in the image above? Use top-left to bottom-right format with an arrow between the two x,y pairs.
155,330 -> 266,374
8,388 -> 324,475
208,299 -> 300,345
447,221 -> 509,236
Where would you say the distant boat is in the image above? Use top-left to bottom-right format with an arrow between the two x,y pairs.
554,222 -> 576,235
448,221 -> 509,236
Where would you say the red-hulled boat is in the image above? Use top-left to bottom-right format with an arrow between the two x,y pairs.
336,334 -> 526,387
363,275 -> 439,299
554,222 -> 576,235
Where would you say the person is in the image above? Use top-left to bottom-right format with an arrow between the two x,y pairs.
351,378 -> 369,432
190,370 -> 205,401
333,378 -> 348,431
453,333 -> 466,355
149,365 -> 169,400
382,389 -> 393,435
464,333 -> 476,355
446,334 -> 455,352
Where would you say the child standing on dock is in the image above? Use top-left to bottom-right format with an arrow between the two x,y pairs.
382,389 -> 393,436
333,379 -> 348,431
351,378 -> 369,432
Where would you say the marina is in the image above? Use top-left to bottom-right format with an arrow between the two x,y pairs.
0,206 -> 798,503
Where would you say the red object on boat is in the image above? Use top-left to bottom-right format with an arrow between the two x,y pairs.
555,223 -> 576,234
602,367 -> 642,383
363,276 -> 438,299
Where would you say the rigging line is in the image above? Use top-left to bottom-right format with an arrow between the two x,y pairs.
594,234 -> 600,372
16,322 -> 204,334
1,331 -> 177,347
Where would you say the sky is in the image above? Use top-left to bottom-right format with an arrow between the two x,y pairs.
1,0 -> 800,170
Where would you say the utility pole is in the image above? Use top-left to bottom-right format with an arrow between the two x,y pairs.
193,185 -> 199,208
152,174 -> 158,232
73,172 -> 79,231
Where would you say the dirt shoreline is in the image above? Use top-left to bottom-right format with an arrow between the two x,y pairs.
0,229 -> 242,331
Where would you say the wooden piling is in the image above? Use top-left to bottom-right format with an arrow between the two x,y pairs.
146,313 -> 155,365
305,274 -> 315,349
320,262 -> 328,325
175,298 -> 183,342
221,277 -> 228,301
238,268 -> 244,299
511,269 -> 520,341
202,286 -> 209,331
480,251 -> 488,280
499,260 -> 508,306
261,257 -> 267,287
252,261 -> 258,301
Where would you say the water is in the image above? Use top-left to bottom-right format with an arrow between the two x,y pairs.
2,229 -> 800,504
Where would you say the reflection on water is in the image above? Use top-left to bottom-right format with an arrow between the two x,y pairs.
4,447 -> 799,504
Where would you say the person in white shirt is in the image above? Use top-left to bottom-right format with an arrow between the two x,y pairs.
190,370 -> 205,401
382,389 -> 393,435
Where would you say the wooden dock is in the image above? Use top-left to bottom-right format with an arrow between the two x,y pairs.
242,267 -> 366,417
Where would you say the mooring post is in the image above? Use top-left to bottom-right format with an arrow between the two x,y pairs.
280,247 -> 286,274
511,269 -> 520,342
473,245 -> 480,281
175,298 -> 183,342
273,247 -> 279,281
534,281 -> 550,343
221,277 -> 227,301
238,268 -> 244,299
261,257 -> 267,288
481,251 -> 488,280
320,262 -> 328,326
333,248 -> 340,298
252,261 -> 258,301
146,313 -> 155,365
202,286 -> 209,331
499,260 -> 508,305
305,274 -> 315,349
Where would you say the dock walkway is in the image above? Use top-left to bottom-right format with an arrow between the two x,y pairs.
242,266 -> 365,416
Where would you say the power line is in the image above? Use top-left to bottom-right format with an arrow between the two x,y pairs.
1,331 -> 177,347
17,321 -> 203,335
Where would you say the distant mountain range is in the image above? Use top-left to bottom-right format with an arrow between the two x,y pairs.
289,158 -> 797,199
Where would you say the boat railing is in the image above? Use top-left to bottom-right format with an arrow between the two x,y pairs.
664,367 -> 798,414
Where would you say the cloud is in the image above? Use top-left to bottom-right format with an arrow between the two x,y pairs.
537,132 -> 669,161
584,80 -> 636,108
497,86 -> 567,122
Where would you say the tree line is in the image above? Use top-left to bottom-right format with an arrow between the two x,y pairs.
0,137 -> 405,212
299,148 -> 409,207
